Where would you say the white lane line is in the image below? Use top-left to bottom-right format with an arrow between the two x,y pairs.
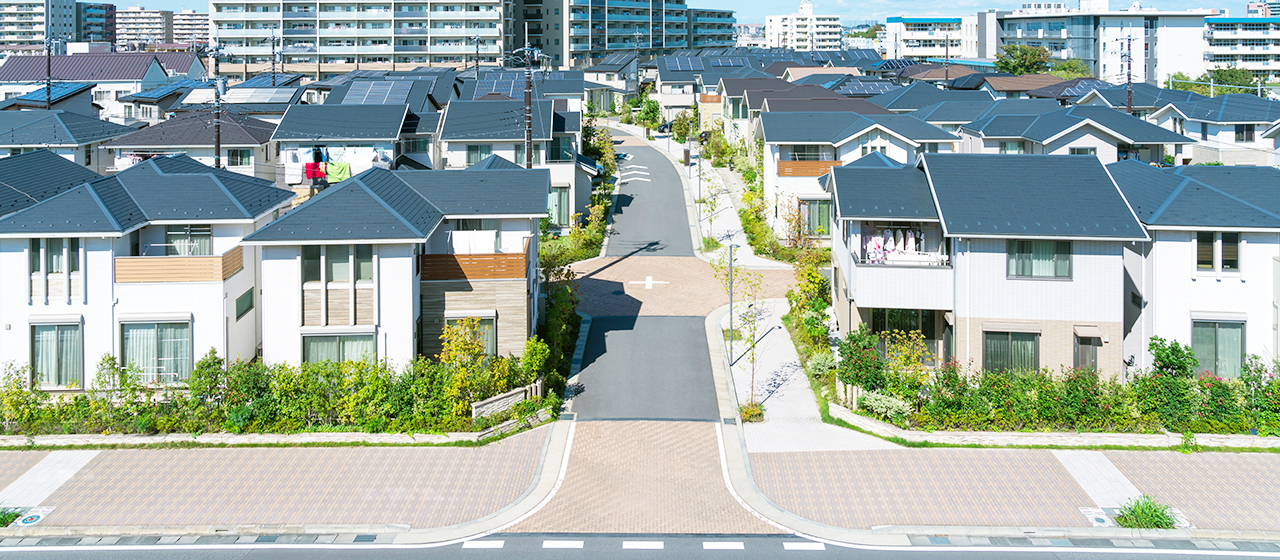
703,542 -> 745,550
625,178 -> 651,182
1052,450 -> 1143,509
784,542 -> 826,551
543,540 -> 584,549
0,450 -> 98,508
461,540 -> 504,549
622,541 -> 664,550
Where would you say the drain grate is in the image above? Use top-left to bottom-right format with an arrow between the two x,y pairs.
254,535 -> 278,544
353,535 -> 377,543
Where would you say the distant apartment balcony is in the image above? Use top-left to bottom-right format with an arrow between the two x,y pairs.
114,246 -> 244,284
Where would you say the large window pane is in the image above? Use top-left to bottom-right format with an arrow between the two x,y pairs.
1031,241 -> 1054,277
303,336 -> 340,362
1216,322 -> 1244,378
1074,335 -> 1099,370
1054,241 -> 1071,277
158,323 -> 191,381
302,246 -> 321,282
326,245 -> 350,282
68,239 -> 79,273
46,238 -> 64,273
56,325 -> 82,386
28,239 -> 39,273
340,334 -> 376,361
304,334 -> 375,362
166,225 -> 212,256
1192,322 -> 1217,375
1196,231 -> 1214,270
1221,232 -> 1239,272
983,332 -> 1010,372
355,244 -> 373,281
1010,332 -> 1039,371
549,186 -> 570,226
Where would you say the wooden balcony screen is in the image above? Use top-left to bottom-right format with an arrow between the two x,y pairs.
777,160 -> 841,177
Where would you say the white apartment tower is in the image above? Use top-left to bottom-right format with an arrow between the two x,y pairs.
173,9 -> 208,44
882,15 -> 978,60
210,0 -> 506,80
116,6 -> 173,46
764,0 -> 841,51
0,0 -> 76,49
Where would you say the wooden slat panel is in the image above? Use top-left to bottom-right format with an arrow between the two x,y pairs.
221,245 -> 244,280
777,160 -> 841,177
114,256 -> 222,283
303,289 -> 321,326
419,279 -> 529,359
327,289 -> 350,326
419,253 -> 527,281
355,287 -> 375,325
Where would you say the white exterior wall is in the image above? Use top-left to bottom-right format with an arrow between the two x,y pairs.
1040,126 -> 1121,162
954,238 -> 1125,324
259,245 -> 302,365
112,145 -> 276,180
375,243 -> 417,366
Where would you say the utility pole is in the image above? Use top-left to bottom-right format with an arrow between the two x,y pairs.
269,30 -> 279,86
44,0 -> 52,110
214,76 -> 225,168
512,22 -> 541,170
1125,33 -> 1133,115
728,244 -> 738,363
944,32 -> 950,83
472,34 -> 482,73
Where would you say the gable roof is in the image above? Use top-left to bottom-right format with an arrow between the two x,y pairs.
0,155 -> 292,236
0,82 -> 96,110
830,164 -> 938,221
585,53 -> 636,73
105,110 -> 276,148
1107,160 -> 1280,229
466,154 -> 524,170
1074,82 -> 1207,109
762,97 -> 893,114
921,154 -> 1146,240
1159,93 -> 1280,124
718,77 -> 792,97
272,104 -> 409,142
0,149 -> 103,218
911,98 -> 1063,124
743,85 -> 841,110
962,105 -> 1194,144
117,79 -> 212,103
0,110 -> 134,146
0,54 -> 162,82
896,64 -> 978,81
782,67 -> 862,82
868,82 -> 995,112
760,111 -> 958,145
438,100 -> 554,141
1025,77 -> 1111,100
980,74 -> 1065,92
947,72 -> 1012,90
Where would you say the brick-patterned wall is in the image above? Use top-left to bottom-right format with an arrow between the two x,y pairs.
420,279 -> 529,359
954,316 -> 1124,378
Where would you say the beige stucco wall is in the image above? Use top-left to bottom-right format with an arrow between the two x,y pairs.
952,316 -> 1124,379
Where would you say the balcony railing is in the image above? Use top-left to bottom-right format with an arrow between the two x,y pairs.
419,251 -> 527,281
114,246 -> 243,283
777,160 -> 840,177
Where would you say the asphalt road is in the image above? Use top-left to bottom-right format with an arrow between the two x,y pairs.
606,129 -> 694,258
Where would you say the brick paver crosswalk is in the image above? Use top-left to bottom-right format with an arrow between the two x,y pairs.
572,256 -> 793,318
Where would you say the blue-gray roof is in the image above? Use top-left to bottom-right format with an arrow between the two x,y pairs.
1161,93 -> 1280,124
396,169 -> 550,216
962,105 -> 1194,144
0,149 -> 102,218
760,112 -> 957,145
911,98 -> 1062,124
868,82 -> 996,112
0,82 -> 96,106
830,164 -> 938,221
439,100 -> 553,141
117,79 -> 210,102
922,154 -> 1146,239
466,154 -> 524,170
0,110 -> 133,146
1108,160 -> 1280,229
1025,77 -> 1111,100
0,155 -> 292,236
272,104 -> 408,141
1076,82 -> 1207,109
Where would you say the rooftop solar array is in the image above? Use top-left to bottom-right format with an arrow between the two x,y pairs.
876,59 -> 922,70
340,80 -> 413,105
707,57 -> 745,67
473,79 -> 523,99
663,58 -> 705,71
836,81 -> 902,96
385,74 -> 437,82
235,72 -> 303,88
182,87 -> 297,105
599,52 -> 633,65
123,79 -> 209,101
1057,79 -> 1112,98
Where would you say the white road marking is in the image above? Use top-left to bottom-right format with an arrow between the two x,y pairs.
461,540 -> 504,549
703,542 -> 745,550
622,541 -> 665,549
543,540 -> 584,549
0,451 -> 98,508
624,178 -> 651,182
620,170 -> 650,176
628,276 -> 669,289
1052,450 -> 1143,509
784,542 -> 826,551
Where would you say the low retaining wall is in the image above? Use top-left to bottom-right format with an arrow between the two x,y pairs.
471,379 -> 544,419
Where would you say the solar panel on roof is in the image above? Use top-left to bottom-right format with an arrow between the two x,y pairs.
472,80 -> 523,99
341,81 -> 413,105
235,73 -> 303,88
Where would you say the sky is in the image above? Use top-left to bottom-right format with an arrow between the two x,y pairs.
132,0 -> 1246,26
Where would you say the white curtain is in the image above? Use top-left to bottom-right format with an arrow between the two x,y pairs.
123,323 -> 159,382
45,238 -> 64,273
58,325 -> 81,387
340,335 -> 376,362
1217,323 -> 1243,378
326,245 -> 350,282
158,323 -> 191,381
32,326 -> 57,385
304,336 -> 340,363
1032,241 -> 1055,277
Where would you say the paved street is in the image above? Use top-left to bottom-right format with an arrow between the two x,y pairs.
607,132 -> 695,257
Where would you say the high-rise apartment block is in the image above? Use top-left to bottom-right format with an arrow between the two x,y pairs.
1205,16 -> 1280,80
75,2 -> 115,43
525,0 -> 733,67
881,16 -> 977,60
0,0 -> 75,48
115,6 -> 172,46
764,0 -> 841,51
173,9 -> 207,44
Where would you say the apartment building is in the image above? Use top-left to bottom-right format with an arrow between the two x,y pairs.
1246,2 -> 1271,17
881,16 -> 977,60
210,0 -> 505,80
1204,17 -> 1280,81
116,6 -> 172,46
537,0 -> 733,68
173,9 -> 208,44
0,0 -> 75,48
75,2 -> 115,43
764,0 -> 840,51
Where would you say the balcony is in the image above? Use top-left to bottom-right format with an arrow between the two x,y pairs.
608,13 -> 649,21
833,233 -> 952,311
570,12 -> 589,20
394,27 -> 431,34
570,42 -> 591,50
777,160 -> 840,177
114,246 -> 244,284
419,251 -> 527,281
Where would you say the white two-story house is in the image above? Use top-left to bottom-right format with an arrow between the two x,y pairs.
829,153 -> 1148,377
1148,94 -> 1280,167
959,105 -> 1196,165
243,165 -> 547,366
1111,161 -> 1280,377
272,103 -> 411,197
759,111 -> 958,238
0,111 -> 134,175
104,110 -> 279,181
0,155 -> 293,388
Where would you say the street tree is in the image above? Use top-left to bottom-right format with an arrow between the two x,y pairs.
1049,59 -> 1092,79
994,44 -> 1051,75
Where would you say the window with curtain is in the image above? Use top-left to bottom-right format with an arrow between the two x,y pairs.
1197,231 -> 1241,273
999,141 -> 1025,154
1007,240 -> 1071,278
165,225 -> 212,256
226,149 -> 252,166
549,186 -> 570,226
1074,335 -> 1100,370
983,331 -> 1040,372
326,244 -> 350,282
447,317 -> 496,355
798,199 -> 831,236
791,145 -> 822,161
457,218 -> 499,231
915,143 -> 938,156
466,144 -> 492,165
122,322 -> 192,383
31,324 -> 81,387
514,142 -> 542,165
1069,147 -> 1096,156
1192,321 -> 1244,377
46,238 -> 64,273
303,334 -> 376,362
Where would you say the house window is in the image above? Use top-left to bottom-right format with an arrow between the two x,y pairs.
121,322 -> 192,383
1235,124 -> 1255,143
1006,240 -> 1071,278
798,199 -> 831,236
1069,147 -> 1096,156
457,218 -> 499,231
549,186 -> 570,226
31,324 -> 81,388
447,317 -> 496,355
406,138 -> 430,152
1200,122 -> 1209,140
999,141 -> 1025,154
791,145 -> 822,161
549,136 -> 574,162
226,148 -> 252,166
466,144 -> 492,165
1074,335 -> 1101,370
303,246 -> 322,283
326,245 -> 350,282
915,143 -> 938,155
983,331 -> 1040,372
355,244 -> 373,281
1192,321 -> 1245,377
514,142 -> 542,165
303,334 -> 375,363
165,225 -> 212,256
235,288 -> 254,320
1196,231 -> 1240,273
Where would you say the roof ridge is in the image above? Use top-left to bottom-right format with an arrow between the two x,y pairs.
389,170 -> 446,219
83,179 -> 123,231
355,171 -> 429,238
206,173 -> 253,219
1173,167 -> 1280,223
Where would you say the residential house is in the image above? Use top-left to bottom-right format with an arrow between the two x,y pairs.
1148,94 -> 1280,167
0,155 -> 293,388
0,150 -> 103,220
739,85 -> 845,143
172,87 -> 306,125
758,111 -> 958,237
272,104 -> 411,197
0,55 -> 171,124
436,99 -> 595,230
242,166 -> 546,366
716,77 -> 793,142
0,83 -> 99,118
0,111 -> 134,174
1025,77 -> 1112,103
1072,82 -> 1208,119
828,154 -> 1148,377
780,67 -> 862,83
654,57 -> 769,121
115,79 -> 213,126
584,53 -> 638,95
760,98 -> 894,116
867,82 -> 995,113
798,75 -> 903,98
958,105 -> 1196,165
910,99 -> 1063,133
1110,161 -> 1280,377
893,64 -> 979,85
967,74 -> 1065,99
104,110 -> 278,181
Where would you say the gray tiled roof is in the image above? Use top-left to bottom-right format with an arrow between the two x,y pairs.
0,149 -> 103,218
911,99 -> 1062,124
763,97 -> 893,114
1162,93 -> 1280,124
272,104 -> 408,141
439,100 -> 553,141
466,155 -> 524,170
242,179 -> 434,243
962,105 -> 1194,144
831,165 -> 938,221
1025,77 -> 1111,100
743,86 -> 841,110
1108,160 -> 1280,228
760,111 -> 958,144
0,54 -> 159,82
0,110 -> 134,146
718,77 -> 791,97
868,82 -> 996,112
106,110 -> 276,147
923,154 -> 1146,239
396,169 -> 550,216
1077,82 -> 1207,109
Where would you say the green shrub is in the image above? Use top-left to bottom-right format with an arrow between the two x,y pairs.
739,402 -> 764,422
701,236 -> 722,252
1149,336 -> 1199,379
836,325 -> 886,392
859,391 -> 911,423
1114,495 -> 1176,529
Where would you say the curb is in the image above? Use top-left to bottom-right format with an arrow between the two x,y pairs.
562,312 -> 593,415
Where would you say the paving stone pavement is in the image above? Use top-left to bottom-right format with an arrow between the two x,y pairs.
509,421 -> 780,534
572,256 -> 793,318
1107,451 -> 1280,532
35,426 -> 547,528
